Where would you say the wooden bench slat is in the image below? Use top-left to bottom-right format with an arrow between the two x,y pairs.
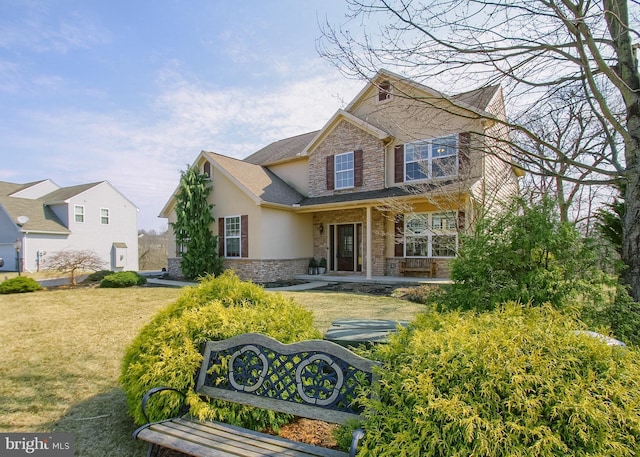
399,258 -> 436,277
175,418 -> 348,457
137,418 -> 348,457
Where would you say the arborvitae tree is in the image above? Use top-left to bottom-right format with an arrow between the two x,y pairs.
170,166 -> 223,280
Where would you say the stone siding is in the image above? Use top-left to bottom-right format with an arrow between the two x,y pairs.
222,258 -> 309,282
168,257 -> 309,282
308,120 -> 386,197
313,208 -> 387,276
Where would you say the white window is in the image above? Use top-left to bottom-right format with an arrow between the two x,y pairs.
405,135 -> 458,181
405,212 -> 457,258
100,208 -> 110,224
335,152 -> 354,189
225,216 -> 241,257
74,205 -> 84,223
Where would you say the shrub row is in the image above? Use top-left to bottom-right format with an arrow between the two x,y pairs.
358,304 -> 640,457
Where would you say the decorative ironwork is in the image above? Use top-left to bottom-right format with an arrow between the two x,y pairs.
204,343 -> 372,415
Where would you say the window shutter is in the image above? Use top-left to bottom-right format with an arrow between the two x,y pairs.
394,145 -> 404,183
394,214 -> 404,257
458,132 -> 471,175
241,215 -> 248,258
354,149 -> 363,187
218,218 -> 225,256
458,211 -> 466,231
326,156 -> 335,190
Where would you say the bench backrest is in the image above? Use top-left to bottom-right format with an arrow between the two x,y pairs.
195,333 -> 378,424
404,258 -> 434,268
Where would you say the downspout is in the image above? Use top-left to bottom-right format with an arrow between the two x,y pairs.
21,232 -> 32,273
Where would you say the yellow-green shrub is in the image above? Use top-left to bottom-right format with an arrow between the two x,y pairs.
120,271 -> 320,429
359,304 -> 640,456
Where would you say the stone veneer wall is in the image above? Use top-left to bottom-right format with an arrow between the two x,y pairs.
308,120 -> 385,198
167,257 -> 184,279
223,258 -> 309,282
167,257 -> 309,282
313,208 -> 387,276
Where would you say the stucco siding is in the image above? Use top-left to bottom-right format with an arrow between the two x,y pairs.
260,208 -> 312,259
267,159 -> 309,196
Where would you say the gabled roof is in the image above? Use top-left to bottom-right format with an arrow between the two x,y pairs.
0,180 -> 52,197
42,182 -> 102,203
450,85 -> 501,112
301,109 -> 392,155
346,68 -> 497,118
244,131 -> 319,166
208,152 -> 304,207
0,180 -> 136,234
0,196 -> 70,234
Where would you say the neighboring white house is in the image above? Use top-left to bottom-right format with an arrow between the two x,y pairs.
0,180 -> 139,273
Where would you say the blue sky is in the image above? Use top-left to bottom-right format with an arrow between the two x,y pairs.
0,0 -> 363,230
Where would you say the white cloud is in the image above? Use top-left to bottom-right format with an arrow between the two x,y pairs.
8,62 -> 362,229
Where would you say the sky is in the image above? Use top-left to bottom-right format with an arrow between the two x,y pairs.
0,0 -> 364,230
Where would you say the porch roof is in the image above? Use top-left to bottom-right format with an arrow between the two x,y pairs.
296,179 -> 473,210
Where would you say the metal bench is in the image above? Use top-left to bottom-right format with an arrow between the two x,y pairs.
133,333 -> 379,457
399,257 -> 437,277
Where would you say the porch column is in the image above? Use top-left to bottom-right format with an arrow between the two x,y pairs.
366,206 -> 372,279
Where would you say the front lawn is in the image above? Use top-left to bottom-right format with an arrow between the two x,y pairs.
0,284 -> 421,456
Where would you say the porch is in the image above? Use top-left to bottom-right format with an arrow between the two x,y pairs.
294,272 -> 452,287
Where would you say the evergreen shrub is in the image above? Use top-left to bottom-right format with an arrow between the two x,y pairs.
100,271 -> 146,288
86,270 -> 113,282
120,271 -> 320,430
358,304 -> 640,456
0,276 -> 42,294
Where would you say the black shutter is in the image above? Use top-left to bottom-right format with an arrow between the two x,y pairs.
218,218 -> 225,257
394,214 -> 404,257
326,156 -> 335,190
458,211 -> 466,231
241,215 -> 248,258
394,145 -> 404,183
458,132 -> 471,175
354,149 -> 363,187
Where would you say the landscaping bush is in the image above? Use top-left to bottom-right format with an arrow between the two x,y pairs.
357,304 -> 640,456
0,276 -> 42,294
86,269 -> 113,282
120,271 -> 320,430
100,271 -> 146,288
442,198 -> 606,313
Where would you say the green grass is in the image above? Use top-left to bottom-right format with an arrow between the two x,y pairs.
0,284 -> 423,456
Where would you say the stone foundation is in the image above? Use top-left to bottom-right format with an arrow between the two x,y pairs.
167,257 -> 309,283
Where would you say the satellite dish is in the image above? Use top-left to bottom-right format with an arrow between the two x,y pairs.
16,215 -> 29,225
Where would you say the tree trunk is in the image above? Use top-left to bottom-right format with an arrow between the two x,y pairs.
605,0 -> 640,301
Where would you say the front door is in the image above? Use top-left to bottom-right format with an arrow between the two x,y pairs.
337,224 -> 355,271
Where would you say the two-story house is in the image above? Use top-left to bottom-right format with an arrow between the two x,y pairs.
0,180 -> 139,273
160,69 -> 520,282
